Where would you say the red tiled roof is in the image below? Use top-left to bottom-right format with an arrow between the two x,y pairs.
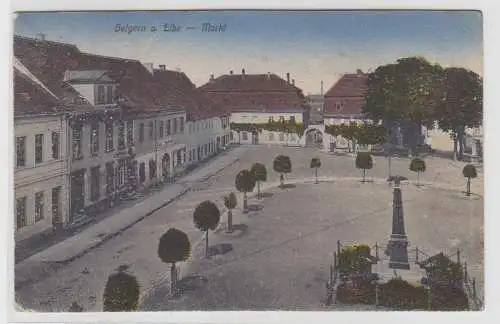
324,73 -> 368,98
323,73 -> 368,117
199,73 -> 308,113
13,36 -> 189,118
152,69 -> 227,121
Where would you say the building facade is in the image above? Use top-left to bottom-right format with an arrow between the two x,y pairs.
199,69 -> 310,147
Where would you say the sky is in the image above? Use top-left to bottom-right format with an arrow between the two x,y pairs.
14,10 -> 483,94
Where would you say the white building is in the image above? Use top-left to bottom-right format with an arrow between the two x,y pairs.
14,60 -> 70,241
199,69 -> 310,147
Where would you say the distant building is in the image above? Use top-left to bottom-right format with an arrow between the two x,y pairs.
199,69 -> 310,146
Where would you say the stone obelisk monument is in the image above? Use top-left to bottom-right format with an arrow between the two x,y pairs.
385,177 -> 410,270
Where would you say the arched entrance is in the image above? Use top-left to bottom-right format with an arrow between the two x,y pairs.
162,153 -> 170,181
305,128 -> 323,147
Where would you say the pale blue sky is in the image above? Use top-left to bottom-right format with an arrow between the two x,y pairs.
14,10 -> 483,93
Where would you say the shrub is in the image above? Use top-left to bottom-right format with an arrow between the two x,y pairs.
157,228 -> 191,295
273,155 -> 292,187
355,152 -> 373,183
379,278 -> 427,310
103,268 -> 140,311
462,164 -> 478,196
250,163 -> 267,199
409,157 -> 426,185
193,200 -> 221,258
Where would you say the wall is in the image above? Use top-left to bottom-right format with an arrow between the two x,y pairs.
231,111 -> 304,124
14,114 -> 69,241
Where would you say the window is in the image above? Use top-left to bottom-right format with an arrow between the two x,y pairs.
166,119 -> 171,135
16,136 -> 26,167
159,121 -> 164,138
106,162 -> 114,194
290,116 -> 296,123
90,166 -> 100,201
127,121 -> 133,146
51,132 -> 60,159
90,124 -> 99,155
173,118 -> 177,134
106,85 -> 113,104
35,134 -> 44,163
279,116 -> 285,123
105,121 -> 114,151
72,125 -> 83,160
149,121 -> 154,139
180,117 -> 184,132
52,186 -> 61,225
118,121 -> 126,149
35,191 -> 44,222
16,197 -> 27,229
176,150 -> 182,165
116,160 -> 126,187
97,85 -> 105,104
242,131 -> 248,141
139,123 -> 144,142
269,133 -> 275,141
279,132 -> 285,141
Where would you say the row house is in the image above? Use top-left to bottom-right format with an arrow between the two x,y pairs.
151,66 -> 230,168
13,59 -> 71,242
13,35 -> 230,241
199,69 -> 310,147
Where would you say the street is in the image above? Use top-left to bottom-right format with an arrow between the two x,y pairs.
15,145 -> 483,311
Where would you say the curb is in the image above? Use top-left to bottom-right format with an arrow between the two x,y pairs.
15,156 -> 240,290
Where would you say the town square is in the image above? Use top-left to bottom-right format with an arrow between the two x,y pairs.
12,10 -> 483,312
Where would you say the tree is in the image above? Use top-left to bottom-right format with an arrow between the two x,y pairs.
310,157 -> 321,184
223,192 -> 238,233
250,163 -> 267,199
193,200 -> 221,258
434,68 -> 483,161
462,164 -> 477,197
157,228 -> 191,296
355,152 -> 373,183
363,57 -> 444,156
103,266 -> 140,311
409,157 -> 426,186
235,170 -> 256,211
273,155 -> 292,188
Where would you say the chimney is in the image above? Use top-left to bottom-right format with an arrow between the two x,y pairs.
242,68 -> 246,80
321,80 -> 324,95
210,74 -> 215,81
385,177 -> 411,270
286,73 -> 290,83
356,69 -> 363,75
143,62 -> 154,74
292,79 -> 295,86
230,70 -> 234,75
267,72 -> 271,80
158,64 -> 166,71
36,33 -> 46,41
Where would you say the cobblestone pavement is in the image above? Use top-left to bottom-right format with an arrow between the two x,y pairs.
15,145 -> 483,311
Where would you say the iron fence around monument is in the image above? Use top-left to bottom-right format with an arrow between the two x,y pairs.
329,240 -> 483,310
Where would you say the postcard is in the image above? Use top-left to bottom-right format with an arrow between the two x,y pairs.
10,8 -> 484,317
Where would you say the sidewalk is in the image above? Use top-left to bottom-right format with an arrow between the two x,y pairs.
15,146 -> 244,289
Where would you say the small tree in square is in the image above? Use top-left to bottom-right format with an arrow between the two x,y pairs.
273,155 -> 292,188
355,152 -> 373,183
310,157 -> 321,184
235,170 -> 256,211
250,163 -> 267,199
103,265 -> 140,311
193,200 -> 221,258
409,157 -> 426,186
223,192 -> 238,233
157,228 -> 191,296
462,164 -> 478,197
